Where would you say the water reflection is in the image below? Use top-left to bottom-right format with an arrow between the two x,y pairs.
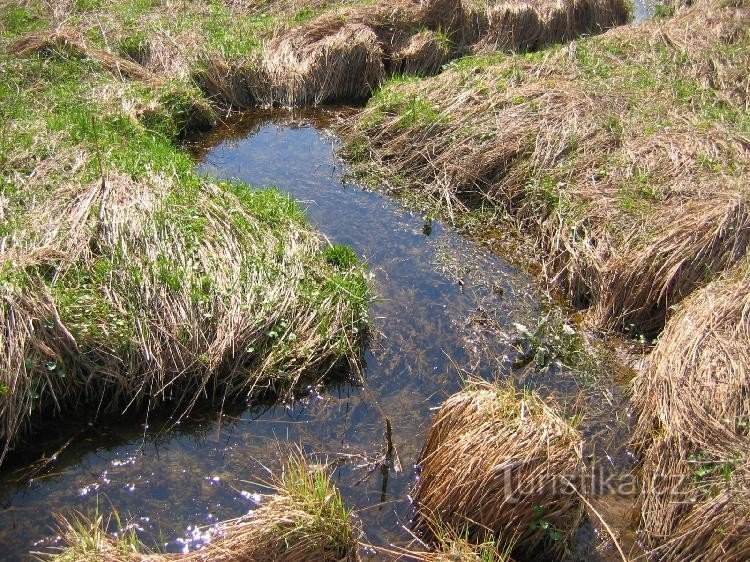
0,109 -> 542,560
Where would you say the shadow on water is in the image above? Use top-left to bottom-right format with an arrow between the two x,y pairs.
0,108 -> 634,560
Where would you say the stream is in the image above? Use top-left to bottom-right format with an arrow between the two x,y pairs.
0,109 -> 633,560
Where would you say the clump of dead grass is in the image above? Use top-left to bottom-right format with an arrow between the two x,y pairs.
43,452 -> 360,561
629,266 -> 750,558
256,21 -> 386,106
413,380 -> 584,560
194,57 -> 259,110
474,0 -> 629,53
219,0 -> 461,107
652,463 -> 750,561
344,0 -> 750,336
388,30 -> 452,78
243,0 -> 628,107
0,172 -> 368,464
631,268 -> 750,460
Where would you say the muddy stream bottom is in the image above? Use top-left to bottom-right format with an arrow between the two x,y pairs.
0,109 -> 634,561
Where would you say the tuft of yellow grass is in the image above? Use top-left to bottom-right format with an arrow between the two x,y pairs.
630,266 -> 750,558
42,452 -> 360,561
413,381 -> 584,559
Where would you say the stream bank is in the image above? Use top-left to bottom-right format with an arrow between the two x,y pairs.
0,109 -> 635,560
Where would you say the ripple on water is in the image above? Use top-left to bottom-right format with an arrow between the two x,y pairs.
0,109 -> 632,561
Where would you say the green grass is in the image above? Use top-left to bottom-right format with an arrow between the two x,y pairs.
363,76 -> 448,130
323,244 -> 359,269
0,4 -> 47,36
51,510 -> 145,562
396,95 -> 444,128
281,454 -> 354,551
0,0 -> 370,459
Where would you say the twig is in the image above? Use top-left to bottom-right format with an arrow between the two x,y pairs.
561,476 -> 629,562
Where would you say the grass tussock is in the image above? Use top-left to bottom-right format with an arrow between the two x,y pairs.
389,30 -> 453,77
44,452 -> 360,561
257,20 -> 386,106
0,173 -> 368,464
629,266 -> 750,558
413,381 -> 584,560
344,0 -> 750,337
0,1 -> 369,465
474,0 -> 629,53
242,0 -> 628,107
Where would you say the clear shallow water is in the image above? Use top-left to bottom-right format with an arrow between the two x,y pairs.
0,109 -> 633,560
633,0 -> 658,22
0,110 -> 542,559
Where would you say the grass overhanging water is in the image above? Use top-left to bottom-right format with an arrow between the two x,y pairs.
3,0 -> 749,559
0,0 -> 371,467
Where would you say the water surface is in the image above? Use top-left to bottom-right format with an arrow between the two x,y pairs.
0,109 -> 632,560
0,110 -> 541,559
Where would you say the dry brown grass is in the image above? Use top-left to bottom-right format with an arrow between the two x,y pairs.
653,463 -> 750,561
43,452 -> 360,561
413,381 -> 584,560
242,0 -> 628,107
388,31 -> 452,78
0,172 -> 366,464
628,266 -> 750,558
256,21 -> 386,106
4,0 -> 627,110
345,0 -> 750,336
195,58 -> 259,110
474,0 -> 629,52
198,0 -> 460,108
8,29 -> 164,85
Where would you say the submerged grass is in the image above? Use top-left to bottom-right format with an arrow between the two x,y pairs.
43,451 -> 360,561
0,1 -> 370,465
